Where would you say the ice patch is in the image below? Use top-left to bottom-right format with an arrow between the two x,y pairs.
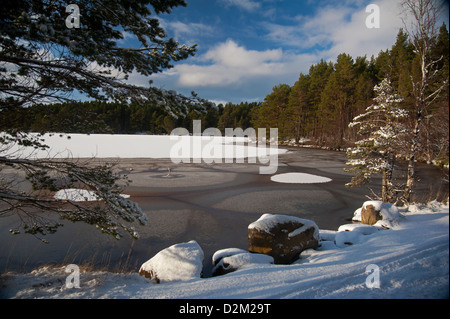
270,172 -> 332,184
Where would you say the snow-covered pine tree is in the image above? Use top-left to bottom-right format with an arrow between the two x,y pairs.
0,0 -> 210,242
345,78 -> 407,203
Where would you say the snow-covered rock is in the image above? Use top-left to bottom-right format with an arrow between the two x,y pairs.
352,207 -> 362,221
138,240 -> 204,283
212,248 -> 248,266
361,200 -> 402,228
248,214 -> 319,264
337,223 -> 381,235
335,230 -> 366,247
335,220 -> 386,247
212,249 -> 274,276
335,207 -> 389,247
319,229 -> 337,242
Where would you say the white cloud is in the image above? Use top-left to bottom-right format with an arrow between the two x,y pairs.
148,0 -> 449,103
159,19 -> 214,41
220,0 -> 261,12
118,31 -> 136,44
264,0 -> 405,60
203,39 -> 282,68
168,39 -> 316,88
326,0 -> 405,58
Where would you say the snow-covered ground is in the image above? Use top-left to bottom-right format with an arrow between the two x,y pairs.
1,201 -> 448,299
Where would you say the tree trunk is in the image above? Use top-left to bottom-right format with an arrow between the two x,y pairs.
404,36 -> 427,204
382,154 -> 395,203
382,170 -> 389,203
404,114 -> 422,202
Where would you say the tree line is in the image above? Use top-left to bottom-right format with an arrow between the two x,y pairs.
254,26 -> 448,161
0,98 -> 258,135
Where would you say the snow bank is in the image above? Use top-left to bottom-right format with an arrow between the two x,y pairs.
1,202 -> 448,299
54,189 -> 130,202
270,172 -> 332,184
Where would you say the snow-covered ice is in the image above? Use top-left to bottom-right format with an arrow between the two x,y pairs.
1,201 -> 448,299
6,133 -> 287,160
270,172 -> 332,184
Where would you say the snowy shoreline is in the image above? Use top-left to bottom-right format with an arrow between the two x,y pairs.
1,200 -> 448,299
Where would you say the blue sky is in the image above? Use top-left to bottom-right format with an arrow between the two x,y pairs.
125,0 -> 449,105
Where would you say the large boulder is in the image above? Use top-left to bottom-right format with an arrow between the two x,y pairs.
139,240 -> 204,283
248,214 -> 319,264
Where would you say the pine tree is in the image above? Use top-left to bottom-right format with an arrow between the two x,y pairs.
318,53 -> 357,148
0,0 -> 206,113
345,78 -> 407,203
307,59 -> 334,140
0,0 -> 206,241
253,84 -> 291,140
285,73 -> 310,143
